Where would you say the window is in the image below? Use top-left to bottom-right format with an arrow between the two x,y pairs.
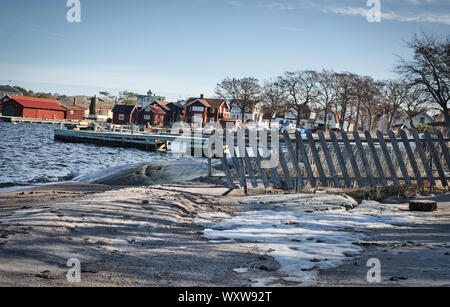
144,115 -> 150,120
70,111 -> 74,115
192,106 -> 205,112
420,117 -> 425,124
119,114 -> 125,121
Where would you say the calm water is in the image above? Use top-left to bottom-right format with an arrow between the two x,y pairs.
0,122 -> 184,191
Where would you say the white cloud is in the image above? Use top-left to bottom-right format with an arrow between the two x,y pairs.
242,0 -> 450,25
328,5 -> 450,25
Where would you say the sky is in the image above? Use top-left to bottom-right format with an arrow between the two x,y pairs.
0,0 -> 449,101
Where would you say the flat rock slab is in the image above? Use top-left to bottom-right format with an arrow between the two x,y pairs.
409,200 -> 437,212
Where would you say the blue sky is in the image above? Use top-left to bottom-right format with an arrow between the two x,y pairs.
0,0 -> 449,100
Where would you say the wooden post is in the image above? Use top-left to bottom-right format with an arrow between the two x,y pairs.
208,157 -> 212,178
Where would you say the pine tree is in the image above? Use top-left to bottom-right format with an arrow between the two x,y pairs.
89,95 -> 97,116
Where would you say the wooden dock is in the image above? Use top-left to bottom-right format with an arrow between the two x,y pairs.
54,128 -> 211,153
0,116 -> 80,125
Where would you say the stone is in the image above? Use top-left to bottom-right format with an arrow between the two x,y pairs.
35,270 -> 58,280
389,276 -> 408,282
409,200 -> 437,212
258,264 -> 279,272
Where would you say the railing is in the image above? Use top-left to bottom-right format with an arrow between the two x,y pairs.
220,129 -> 450,193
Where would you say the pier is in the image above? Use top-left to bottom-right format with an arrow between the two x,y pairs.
0,116 -> 80,125
54,128 -> 211,153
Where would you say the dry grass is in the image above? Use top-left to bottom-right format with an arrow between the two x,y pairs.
298,184 -> 449,202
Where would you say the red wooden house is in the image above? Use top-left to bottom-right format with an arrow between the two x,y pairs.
1,95 -> 66,120
184,94 -> 230,126
112,105 -> 138,125
64,105 -> 85,120
138,105 -> 166,126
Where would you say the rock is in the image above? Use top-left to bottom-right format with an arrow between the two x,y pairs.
35,270 -> 58,280
258,254 -> 270,261
258,264 -> 279,272
310,258 -> 323,263
409,200 -> 437,212
142,200 -> 150,205
389,276 -> 408,282
301,265 -> 319,272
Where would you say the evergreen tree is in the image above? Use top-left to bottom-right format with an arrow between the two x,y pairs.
89,95 -> 97,116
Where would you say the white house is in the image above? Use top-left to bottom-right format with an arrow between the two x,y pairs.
314,109 -> 338,130
229,103 -> 256,123
378,112 -> 434,132
284,106 -> 317,129
137,90 -> 166,108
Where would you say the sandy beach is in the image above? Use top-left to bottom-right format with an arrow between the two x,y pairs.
0,176 -> 448,287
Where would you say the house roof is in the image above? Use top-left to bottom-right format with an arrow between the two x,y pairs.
63,105 -> 85,112
8,95 -> 66,111
140,105 -> 166,115
112,105 -> 137,114
186,97 -> 226,109
150,100 -> 171,111
0,85 -> 22,95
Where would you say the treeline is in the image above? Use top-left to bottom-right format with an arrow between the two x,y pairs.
12,86 -> 69,101
11,87 -> 141,106
215,32 -> 449,134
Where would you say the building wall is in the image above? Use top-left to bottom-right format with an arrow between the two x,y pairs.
230,105 -> 253,122
113,109 -> 137,125
1,100 -> 22,116
1,98 -> 65,120
138,109 -> 165,126
65,110 -> 84,120
185,101 -> 208,125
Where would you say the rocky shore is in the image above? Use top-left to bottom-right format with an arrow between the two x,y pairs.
0,161 -> 448,287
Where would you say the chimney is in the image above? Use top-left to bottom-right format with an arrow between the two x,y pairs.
73,97 -> 77,106
200,94 -> 204,99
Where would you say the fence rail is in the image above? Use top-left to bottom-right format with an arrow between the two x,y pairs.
220,129 -> 450,193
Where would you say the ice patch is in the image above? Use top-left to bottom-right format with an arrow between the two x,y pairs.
233,268 -> 250,273
201,209 -> 427,286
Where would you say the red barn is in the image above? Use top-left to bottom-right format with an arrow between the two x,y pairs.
184,94 -> 230,126
64,105 -> 85,121
138,106 -> 166,126
1,95 -> 66,120
112,105 -> 138,125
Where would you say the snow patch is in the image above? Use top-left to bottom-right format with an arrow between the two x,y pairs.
201,208 -> 427,286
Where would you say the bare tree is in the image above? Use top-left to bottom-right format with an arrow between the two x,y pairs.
396,32 -> 450,135
379,81 -> 407,132
260,79 -> 289,128
278,70 -> 318,128
216,77 -> 261,122
332,72 -> 357,130
316,70 -> 336,131
360,80 -> 384,133
404,84 -> 430,129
